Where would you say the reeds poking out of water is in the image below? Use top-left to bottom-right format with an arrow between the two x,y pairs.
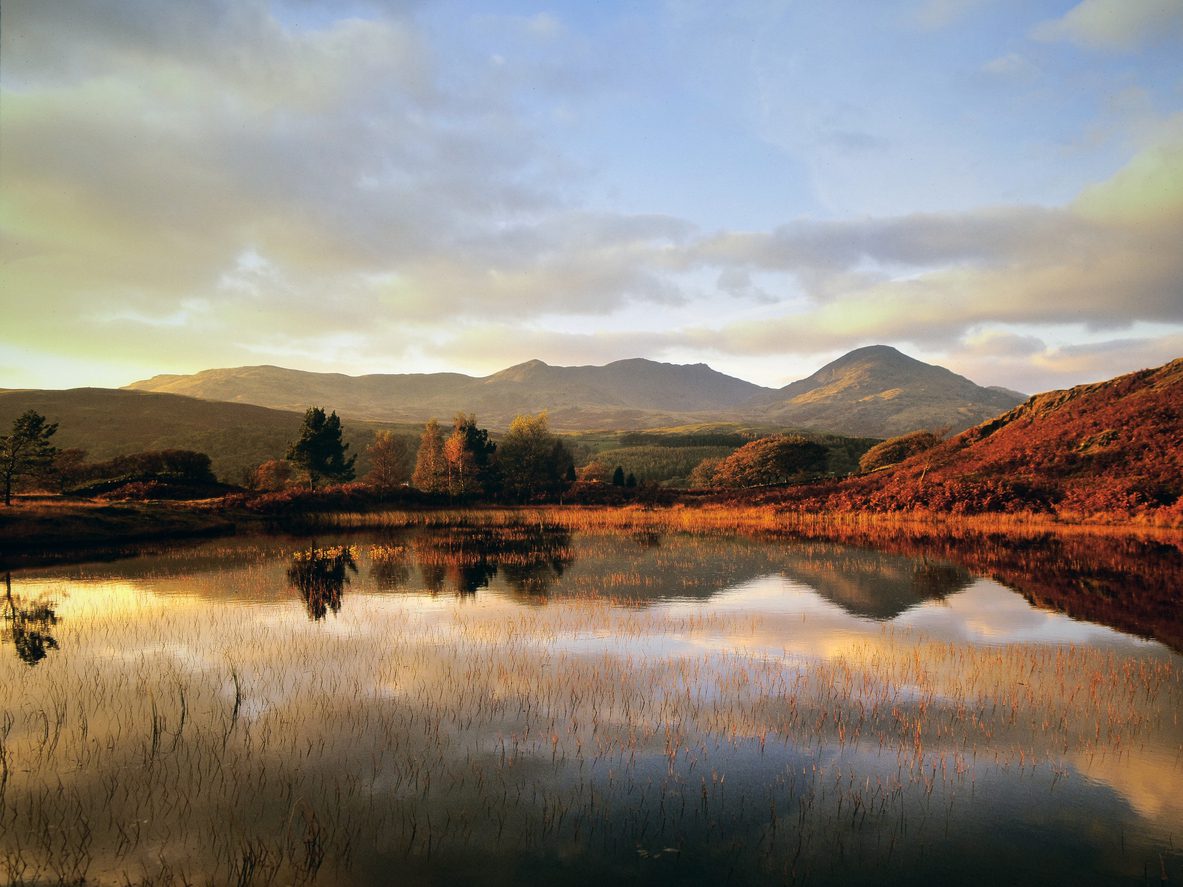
1,534 -> 1180,885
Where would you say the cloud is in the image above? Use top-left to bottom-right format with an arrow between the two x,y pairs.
678,128 -> 1183,357
944,329 -> 1183,393
979,52 -> 1040,81
2,1 -> 1181,396
1031,0 -> 1183,51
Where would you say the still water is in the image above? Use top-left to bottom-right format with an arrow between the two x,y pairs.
2,526 -> 1180,885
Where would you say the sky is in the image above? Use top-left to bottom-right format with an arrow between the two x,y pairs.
2,0 -> 1182,394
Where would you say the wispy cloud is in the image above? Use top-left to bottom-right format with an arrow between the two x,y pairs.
1031,0 -> 1183,51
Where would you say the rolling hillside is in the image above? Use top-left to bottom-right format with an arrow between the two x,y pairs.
126,347 -> 1023,436
0,388 -> 409,483
754,356 -> 1183,521
127,359 -> 771,428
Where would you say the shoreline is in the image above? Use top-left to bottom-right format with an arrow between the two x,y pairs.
2,495 -> 1179,563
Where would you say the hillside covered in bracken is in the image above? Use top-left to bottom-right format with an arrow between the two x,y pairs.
751,357 -> 1183,524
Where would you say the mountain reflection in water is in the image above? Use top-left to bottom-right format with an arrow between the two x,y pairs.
1,526 -> 1179,885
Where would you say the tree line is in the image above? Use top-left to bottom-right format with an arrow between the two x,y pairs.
272,407 -> 577,503
2,404 -> 935,505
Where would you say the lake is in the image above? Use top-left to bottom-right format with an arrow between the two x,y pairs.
2,523 -> 1180,885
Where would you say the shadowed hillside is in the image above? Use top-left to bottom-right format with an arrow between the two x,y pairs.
0,389 -> 406,484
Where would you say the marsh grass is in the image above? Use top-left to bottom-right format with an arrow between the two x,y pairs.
0,530 -> 1180,885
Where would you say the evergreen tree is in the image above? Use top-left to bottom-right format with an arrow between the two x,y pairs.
611,465 -> 625,486
286,407 -> 355,492
1,410 -> 58,506
625,472 -> 637,488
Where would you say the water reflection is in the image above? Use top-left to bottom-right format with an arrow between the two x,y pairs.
393,526 -> 575,599
286,546 -> 357,620
2,528 -> 1180,885
776,523 -> 1183,652
1,572 -> 60,665
778,549 -> 972,619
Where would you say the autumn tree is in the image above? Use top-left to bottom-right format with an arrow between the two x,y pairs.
688,456 -> 723,488
1,410 -> 58,506
286,407 -> 355,491
708,435 -> 828,488
412,419 -> 448,492
365,431 -> 415,492
443,414 -> 497,498
253,458 -> 295,491
497,413 -> 574,502
859,429 -> 944,473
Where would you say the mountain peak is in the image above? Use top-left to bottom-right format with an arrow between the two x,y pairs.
826,344 -> 920,369
752,345 -> 1026,437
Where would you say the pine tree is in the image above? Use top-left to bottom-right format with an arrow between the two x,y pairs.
286,407 -> 355,492
1,410 -> 58,506
611,465 -> 625,486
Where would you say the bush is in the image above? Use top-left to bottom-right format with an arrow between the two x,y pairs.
859,430 -> 943,473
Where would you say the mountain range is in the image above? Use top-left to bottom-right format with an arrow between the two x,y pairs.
126,345 -> 1025,437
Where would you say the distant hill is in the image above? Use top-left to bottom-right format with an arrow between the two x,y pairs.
754,356 -> 1183,522
0,388 -> 403,483
127,348 -> 1023,436
127,358 -> 771,429
747,345 -> 1025,437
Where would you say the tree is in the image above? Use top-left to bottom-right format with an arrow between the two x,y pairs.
47,448 -> 87,493
1,410 -> 58,506
412,419 -> 448,493
3,573 -> 59,665
859,429 -> 944,473
709,435 -> 828,488
286,407 -> 355,491
688,456 -> 723,488
253,458 -> 295,491
625,472 -> 637,488
365,431 -> 415,492
443,414 -> 497,498
611,465 -> 625,486
497,413 -> 574,502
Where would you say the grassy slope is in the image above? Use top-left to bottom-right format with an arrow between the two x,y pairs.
0,388 -> 420,484
748,357 -> 1183,522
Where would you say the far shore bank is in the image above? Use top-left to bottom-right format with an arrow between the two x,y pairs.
2,493 -> 1180,564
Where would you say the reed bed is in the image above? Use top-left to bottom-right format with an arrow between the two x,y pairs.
1,531 -> 1180,885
